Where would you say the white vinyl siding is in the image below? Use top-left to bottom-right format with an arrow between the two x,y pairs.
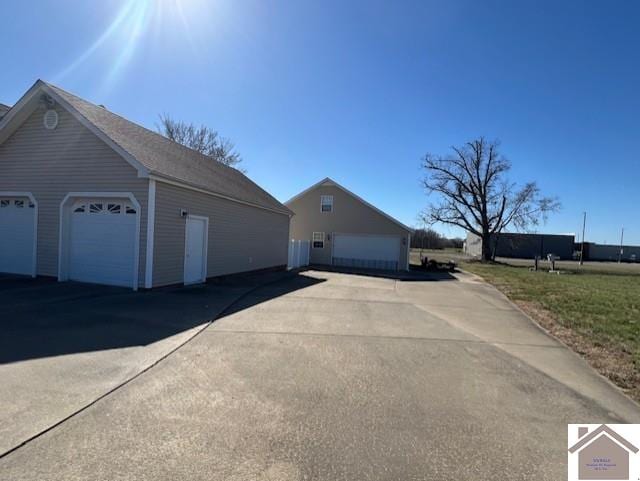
0,106 -> 149,284
152,182 -> 289,287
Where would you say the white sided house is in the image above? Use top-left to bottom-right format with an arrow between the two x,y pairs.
0,80 -> 292,289
286,178 -> 412,271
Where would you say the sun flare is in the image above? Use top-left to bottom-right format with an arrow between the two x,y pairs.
54,0 -> 211,87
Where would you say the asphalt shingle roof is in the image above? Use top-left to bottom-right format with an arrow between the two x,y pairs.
46,83 -> 290,215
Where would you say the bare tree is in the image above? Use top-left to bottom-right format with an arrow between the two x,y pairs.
421,137 -> 560,261
157,114 -> 244,172
411,228 -> 465,250
411,228 -> 445,249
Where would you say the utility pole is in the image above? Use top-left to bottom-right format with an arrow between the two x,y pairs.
579,212 -> 587,266
618,227 -> 625,263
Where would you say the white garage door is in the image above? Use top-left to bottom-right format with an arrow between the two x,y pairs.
0,197 -> 36,276
332,234 -> 401,271
68,199 -> 137,287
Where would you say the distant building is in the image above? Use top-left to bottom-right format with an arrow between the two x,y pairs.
286,178 -> 412,271
464,232 -> 575,259
579,243 -> 640,262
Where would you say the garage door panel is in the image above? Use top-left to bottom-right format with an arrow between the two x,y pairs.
332,256 -> 399,271
70,218 -> 135,256
69,256 -> 133,271
68,200 -> 137,287
0,197 -> 35,276
332,234 -> 400,271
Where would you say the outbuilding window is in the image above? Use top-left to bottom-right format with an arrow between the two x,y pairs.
320,195 -> 333,213
71,201 -> 136,215
313,232 -> 325,249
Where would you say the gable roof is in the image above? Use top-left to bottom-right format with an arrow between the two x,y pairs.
285,177 -> 413,232
568,425 -> 639,454
0,103 -> 10,120
0,80 -> 291,216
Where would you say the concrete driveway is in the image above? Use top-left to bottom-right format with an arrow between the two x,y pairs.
1,269 -> 639,480
0,270 -> 309,457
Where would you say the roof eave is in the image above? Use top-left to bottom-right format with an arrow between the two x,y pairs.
0,79 -> 43,139
149,173 -> 293,217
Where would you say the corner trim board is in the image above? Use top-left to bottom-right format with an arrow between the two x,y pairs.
145,180 -> 156,288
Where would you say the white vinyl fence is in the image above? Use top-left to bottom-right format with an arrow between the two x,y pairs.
288,239 -> 310,270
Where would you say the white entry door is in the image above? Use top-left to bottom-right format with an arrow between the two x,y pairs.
332,234 -> 401,270
68,199 -> 137,287
184,215 -> 208,285
0,197 -> 36,276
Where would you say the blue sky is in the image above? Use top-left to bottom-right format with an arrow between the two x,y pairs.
2,0 -> 639,244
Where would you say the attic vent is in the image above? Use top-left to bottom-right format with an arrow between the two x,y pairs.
43,109 -> 59,130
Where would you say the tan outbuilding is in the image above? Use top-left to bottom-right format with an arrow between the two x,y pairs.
286,178 -> 412,271
0,80 -> 291,289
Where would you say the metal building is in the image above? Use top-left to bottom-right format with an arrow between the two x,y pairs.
464,232 -> 575,260
582,243 -> 640,262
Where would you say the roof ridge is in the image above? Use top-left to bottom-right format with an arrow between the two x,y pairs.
43,82 -> 243,175
39,81 -> 289,214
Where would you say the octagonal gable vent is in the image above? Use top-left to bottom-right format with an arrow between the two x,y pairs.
43,109 -> 59,130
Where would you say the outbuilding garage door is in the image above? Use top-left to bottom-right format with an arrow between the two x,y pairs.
68,199 -> 137,287
332,234 -> 401,270
0,197 -> 36,276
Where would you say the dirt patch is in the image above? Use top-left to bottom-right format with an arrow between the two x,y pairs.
516,300 -> 640,402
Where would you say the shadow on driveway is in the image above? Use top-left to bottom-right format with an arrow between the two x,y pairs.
0,271 -> 325,364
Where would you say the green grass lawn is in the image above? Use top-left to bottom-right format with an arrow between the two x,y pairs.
461,261 -> 640,400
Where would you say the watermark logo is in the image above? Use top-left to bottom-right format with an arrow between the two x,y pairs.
568,424 -> 640,480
